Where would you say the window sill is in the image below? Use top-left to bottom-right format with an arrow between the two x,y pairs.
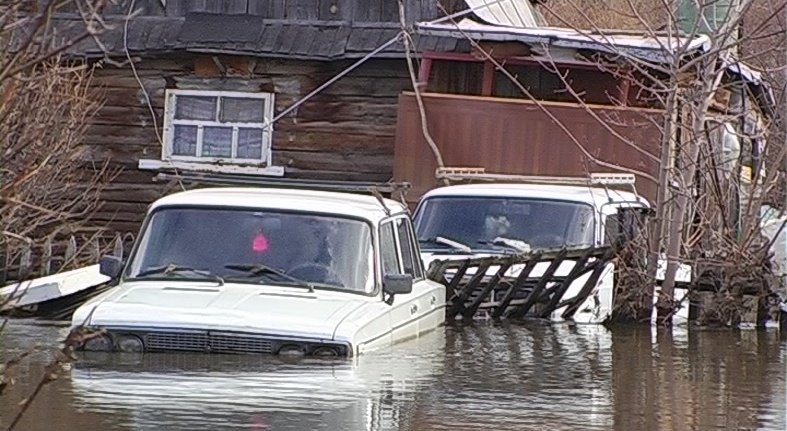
138,159 -> 285,177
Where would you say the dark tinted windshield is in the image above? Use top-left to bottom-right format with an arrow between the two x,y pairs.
126,207 -> 374,292
414,197 -> 596,250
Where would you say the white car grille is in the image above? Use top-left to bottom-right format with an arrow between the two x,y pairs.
209,334 -> 273,354
144,331 -> 274,354
146,332 -> 209,352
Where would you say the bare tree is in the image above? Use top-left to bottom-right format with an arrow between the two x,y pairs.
427,0 -> 785,325
0,0 -> 114,281
1,2 -> 112,428
540,0 -> 785,325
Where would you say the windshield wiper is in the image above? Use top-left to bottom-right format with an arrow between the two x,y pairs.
419,236 -> 473,253
478,237 -> 531,253
135,264 -> 224,286
224,263 -> 315,292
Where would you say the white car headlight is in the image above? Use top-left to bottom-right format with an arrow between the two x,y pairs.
115,335 -> 144,353
277,344 -> 306,356
83,334 -> 113,352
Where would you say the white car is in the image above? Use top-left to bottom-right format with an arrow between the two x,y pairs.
413,178 -> 691,324
70,187 -> 445,357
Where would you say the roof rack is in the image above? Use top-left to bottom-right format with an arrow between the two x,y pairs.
435,167 -> 636,188
154,172 -> 411,196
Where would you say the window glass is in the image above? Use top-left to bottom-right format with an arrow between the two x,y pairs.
238,128 -> 263,159
221,97 -> 265,122
165,90 -> 273,163
414,197 -> 595,251
175,96 -> 216,120
202,127 -> 232,157
127,208 -> 374,293
380,222 -> 400,275
603,213 -> 620,246
172,125 -> 197,156
395,217 -> 419,278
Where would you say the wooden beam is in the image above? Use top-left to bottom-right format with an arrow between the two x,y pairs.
417,57 -> 433,90
481,61 -> 494,96
473,41 -> 531,59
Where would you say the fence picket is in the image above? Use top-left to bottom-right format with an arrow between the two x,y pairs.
42,237 -> 53,276
19,244 -> 32,279
64,235 -> 77,267
113,233 -> 123,259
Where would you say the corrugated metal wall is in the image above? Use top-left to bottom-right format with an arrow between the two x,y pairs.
394,92 -> 664,204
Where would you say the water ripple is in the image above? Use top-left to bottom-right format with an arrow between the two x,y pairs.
0,321 -> 785,430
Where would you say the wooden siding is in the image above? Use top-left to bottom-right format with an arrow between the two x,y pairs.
393,92 -> 664,205
85,55 -> 410,233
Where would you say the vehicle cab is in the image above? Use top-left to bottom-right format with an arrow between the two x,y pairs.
413,178 -> 648,264
70,187 -> 445,357
411,172 -> 651,324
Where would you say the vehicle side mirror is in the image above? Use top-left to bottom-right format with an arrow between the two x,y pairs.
383,274 -> 413,297
99,255 -> 123,279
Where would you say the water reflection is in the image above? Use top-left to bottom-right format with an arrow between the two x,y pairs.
612,327 -> 786,431
0,321 -> 785,431
419,323 -> 617,430
68,329 -> 446,431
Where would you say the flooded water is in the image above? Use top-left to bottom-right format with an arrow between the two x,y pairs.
1,321 -> 785,431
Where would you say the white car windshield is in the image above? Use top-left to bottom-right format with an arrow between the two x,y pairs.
414,197 -> 595,251
126,207 -> 374,293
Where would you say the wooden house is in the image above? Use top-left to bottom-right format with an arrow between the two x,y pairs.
54,0 -> 464,233
53,0 -> 775,234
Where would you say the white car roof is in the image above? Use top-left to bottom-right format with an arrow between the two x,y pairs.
149,187 -> 406,223
419,183 -> 649,209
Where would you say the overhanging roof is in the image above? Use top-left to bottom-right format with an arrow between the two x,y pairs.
59,13 -> 462,61
419,18 -> 711,63
417,18 -> 775,116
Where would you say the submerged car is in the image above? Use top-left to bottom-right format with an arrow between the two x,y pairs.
70,187 -> 446,357
413,174 -> 690,324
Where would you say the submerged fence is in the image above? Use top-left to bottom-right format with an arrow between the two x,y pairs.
426,246 -> 616,322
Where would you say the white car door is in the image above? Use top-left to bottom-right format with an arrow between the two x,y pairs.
383,217 -> 444,343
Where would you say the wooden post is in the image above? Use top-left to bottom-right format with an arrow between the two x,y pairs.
113,233 -> 123,259
19,244 -> 32,280
0,244 -> 7,285
42,237 -> 53,276
481,61 -> 494,96
740,294 -> 758,327
91,236 -> 101,263
64,235 -> 77,269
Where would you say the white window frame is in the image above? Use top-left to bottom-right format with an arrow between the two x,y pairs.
162,89 -> 274,166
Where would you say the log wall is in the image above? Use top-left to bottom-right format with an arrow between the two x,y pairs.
84,54 -> 410,233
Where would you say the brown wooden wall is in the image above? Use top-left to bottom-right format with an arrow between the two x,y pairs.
394,92 -> 664,205
85,55 -> 410,233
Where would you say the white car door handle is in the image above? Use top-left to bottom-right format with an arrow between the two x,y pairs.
410,304 -> 418,315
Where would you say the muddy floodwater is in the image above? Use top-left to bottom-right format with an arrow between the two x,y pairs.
1,321 -> 785,431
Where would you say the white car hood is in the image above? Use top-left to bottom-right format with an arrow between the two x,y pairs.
81,281 -> 367,340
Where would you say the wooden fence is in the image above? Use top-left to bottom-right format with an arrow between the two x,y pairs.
0,232 -> 135,284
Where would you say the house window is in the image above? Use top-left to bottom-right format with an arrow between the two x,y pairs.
163,90 -> 274,165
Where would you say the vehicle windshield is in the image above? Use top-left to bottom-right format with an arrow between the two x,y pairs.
414,197 -> 596,251
126,207 -> 374,293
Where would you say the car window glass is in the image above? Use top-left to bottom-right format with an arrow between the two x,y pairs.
395,217 -> 420,278
380,222 -> 400,275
